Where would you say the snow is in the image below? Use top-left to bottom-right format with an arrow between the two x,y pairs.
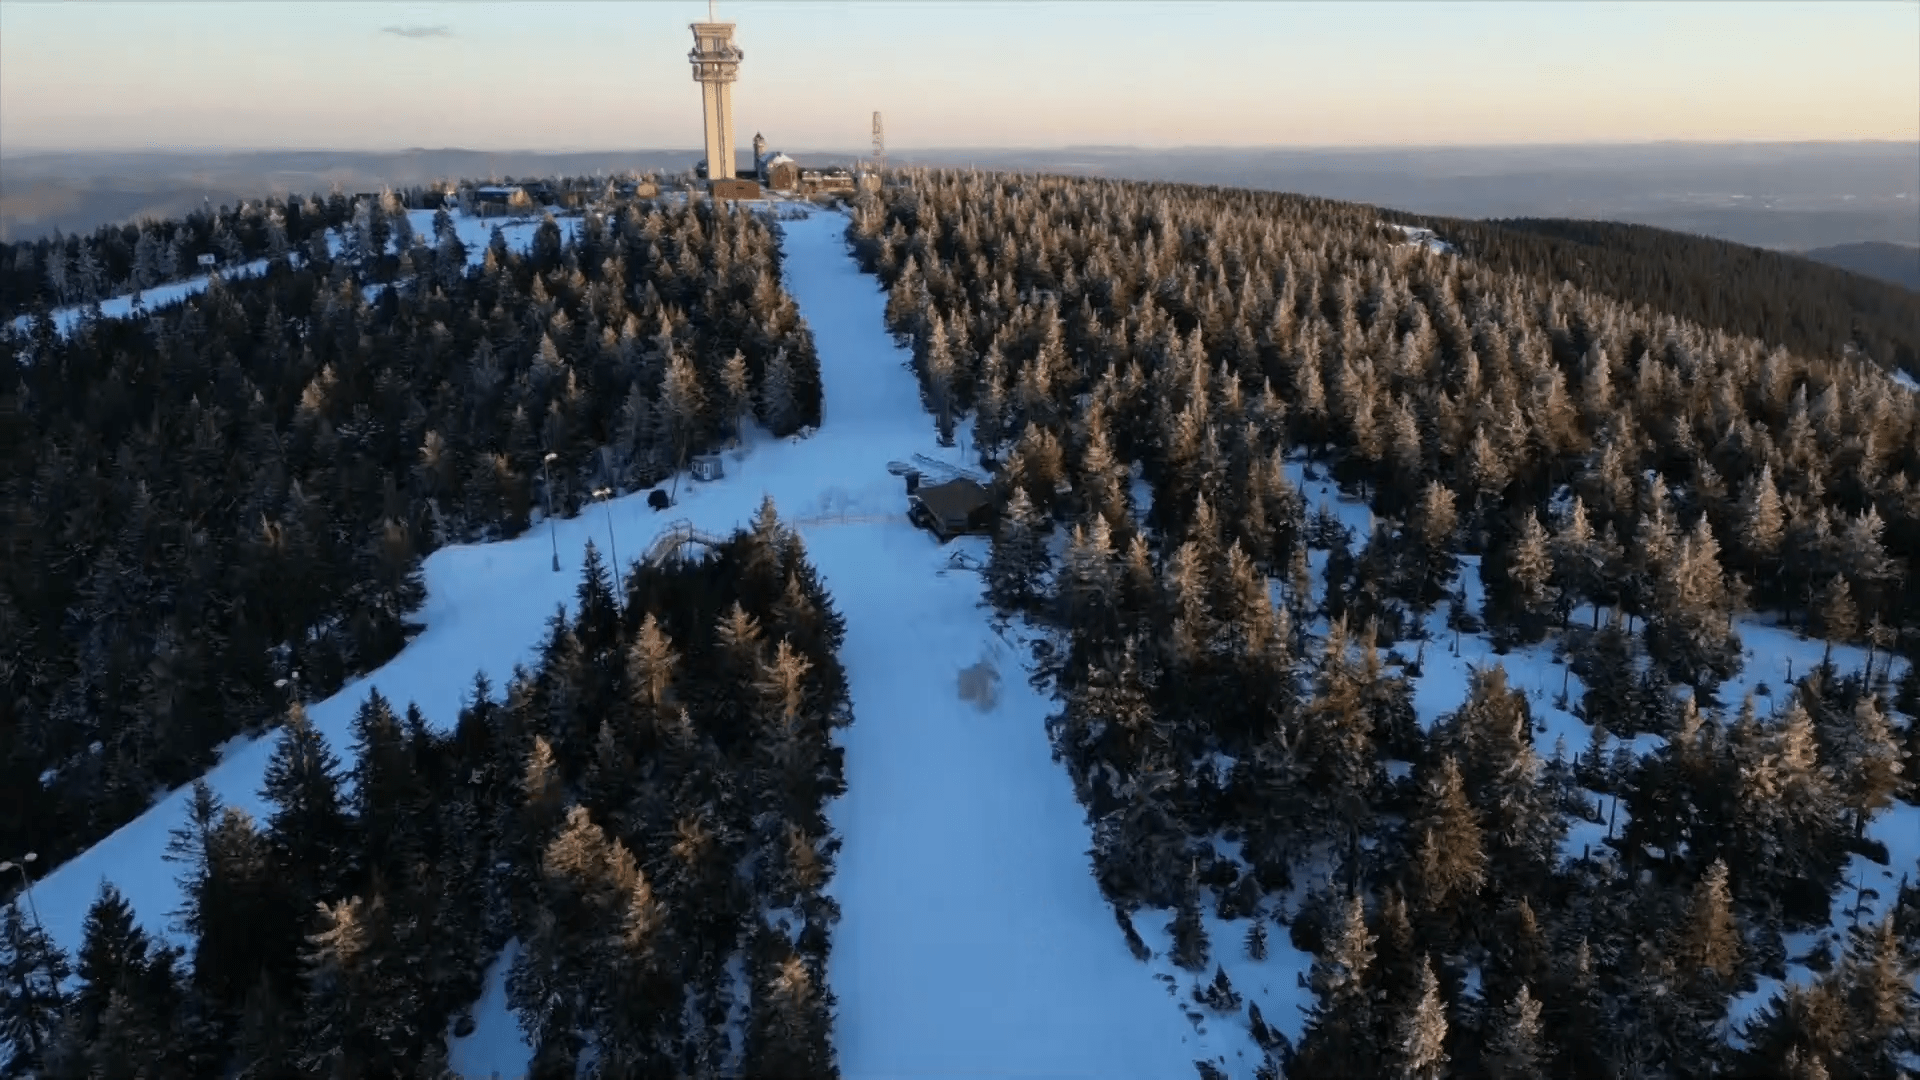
1892,367 -> 1919,392
9,258 -> 272,337
9,206 -> 582,342
447,940 -> 532,1078
398,207 -> 583,269
1129,459 -> 1155,529
1128,906 -> 1312,1074
23,208 -> 1273,1078
1727,796 -> 1920,1040
1384,221 -> 1457,256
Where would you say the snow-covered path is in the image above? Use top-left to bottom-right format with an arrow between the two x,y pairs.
776,215 -> 1203,1079
28,208 -> 1213,1077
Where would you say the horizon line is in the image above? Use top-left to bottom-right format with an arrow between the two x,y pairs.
5,137 -> 1918,159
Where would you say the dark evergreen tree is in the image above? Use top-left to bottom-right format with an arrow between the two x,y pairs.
0,902 -> 70,1074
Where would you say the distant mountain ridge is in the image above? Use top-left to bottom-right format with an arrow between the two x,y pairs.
5,142 -> 1915,248
1799,241 -> 1920,292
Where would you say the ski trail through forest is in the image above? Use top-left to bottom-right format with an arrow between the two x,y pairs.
25,208 -> 1211,1077
778,210 -> 1205,1079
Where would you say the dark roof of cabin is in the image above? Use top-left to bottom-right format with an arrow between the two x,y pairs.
914,478 -> 992,522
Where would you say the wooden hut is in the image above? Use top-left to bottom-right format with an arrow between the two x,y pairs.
908,477 -> 995,541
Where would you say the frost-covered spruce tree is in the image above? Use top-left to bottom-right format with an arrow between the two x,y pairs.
985,485 -> 1050,613
759,346 -> 801,435
1483,983 -> 1546,1080
1501,509 -> 1556,643
1391,956 -> 1450,1080
1294,894 -> 1377,1078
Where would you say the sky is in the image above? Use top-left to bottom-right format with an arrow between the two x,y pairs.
1,0 -> 1915,153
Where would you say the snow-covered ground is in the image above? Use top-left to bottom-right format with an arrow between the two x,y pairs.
9,207 -> 581,341
446,940 -> 532,1075
396,206 -> 582,270
1385,221 -> 1457,256
1290,468 -> 1920,1033
8,258 -> 273,337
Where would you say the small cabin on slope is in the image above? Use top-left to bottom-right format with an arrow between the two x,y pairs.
907,476 -> 995,541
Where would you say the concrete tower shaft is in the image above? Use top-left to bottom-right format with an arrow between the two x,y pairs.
688,19 -> 742,184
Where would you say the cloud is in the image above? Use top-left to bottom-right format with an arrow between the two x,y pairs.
380,24 -> 453,39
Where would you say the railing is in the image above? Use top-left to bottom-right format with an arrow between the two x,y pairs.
642,519 -> 728,567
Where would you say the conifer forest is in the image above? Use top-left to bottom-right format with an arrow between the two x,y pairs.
0,168 -> 1916,1078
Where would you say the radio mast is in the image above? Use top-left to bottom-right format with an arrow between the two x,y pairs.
872,111 -> 886,174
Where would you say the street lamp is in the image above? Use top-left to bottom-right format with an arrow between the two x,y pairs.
0,852 -> 41,933
543,452 -> 561,572
593,487 -> 623,600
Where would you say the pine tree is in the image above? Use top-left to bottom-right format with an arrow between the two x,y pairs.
1647,515 -> 1742,688
743,934 -> 834,1079
1294,894 -> 1377,1077
1551,496 -> 1600,626
1170,861 -> 1211,972
1671,859 -> 1741,992
1437,665 -> 1561,888
161,779 -> 226,940
1484,983 -> 1546,1080
1834,915 -> 1916,1077
1201,964 -> 1242,1012
660,346 -> 707,461
349,688 -> 415,877
1391,955 -> 1450,1080
298,894 -> 418,1076
1407,480 -> 1459,613
1410,755 -> 1487,927
1814,574 -> 1857,660
260,702 -> 352,902
0,902 -> 71,1073
1503,510 -> 1556,641
759,346 -> 801,435
1826,694 -> 1904,836
985,485 -> 1050,612
1245,918 -> 1269,961
72,883 -> 163,1037
626,612 -> 679,735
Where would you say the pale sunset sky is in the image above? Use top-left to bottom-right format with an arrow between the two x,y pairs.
1,0 -> 1915,152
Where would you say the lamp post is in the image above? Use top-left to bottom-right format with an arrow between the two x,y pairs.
543,452 -> 561,572
593,487 -> 623,600
0,853 -> 41,933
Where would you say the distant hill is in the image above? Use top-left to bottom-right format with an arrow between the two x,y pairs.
1376,213 -> 1920,377
7,141 -> 1917,250
1799,241 -> 1920,292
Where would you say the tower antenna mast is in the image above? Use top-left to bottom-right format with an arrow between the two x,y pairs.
872,111 -> 886,174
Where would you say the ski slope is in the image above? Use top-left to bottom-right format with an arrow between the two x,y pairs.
26,207 -> 1291,1078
